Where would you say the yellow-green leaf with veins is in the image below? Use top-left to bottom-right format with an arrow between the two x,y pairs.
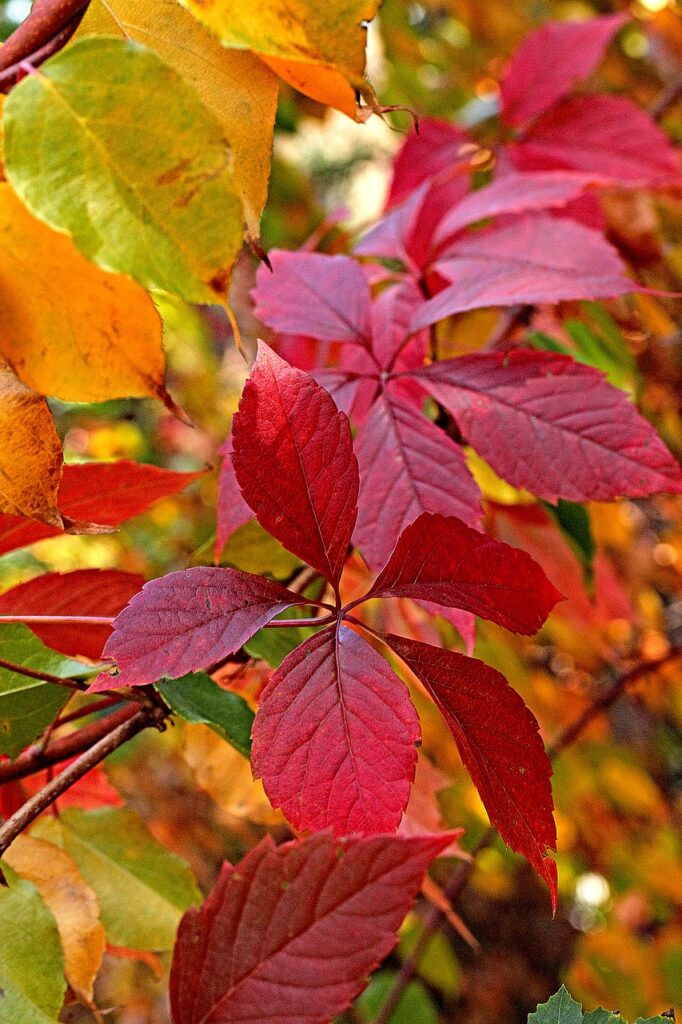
2,38 -> 243,304
78,1 -> 278,237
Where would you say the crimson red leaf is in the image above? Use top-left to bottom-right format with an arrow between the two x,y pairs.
509,95 -> 681,185
0,570 -> 143,660
91,567 -> 304,689
412,215 -> 634,330
215,434 -> 252,558
252,251 -> 372,343
383,633 -> 558,907
500,14 -> 627,128
252,624 -> 419,835
387,117 -> 472,207
232,343 -> 359,590
169,831 -> 453,1024
354,389 -> 482,568
414,349 -> 682,501
368,512 -> 561,635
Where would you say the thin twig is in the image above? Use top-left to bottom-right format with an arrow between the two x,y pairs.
649,74 -> 682,122
0,615 -> 115,626
0,656 -> 88,691
0,0 -> 92,92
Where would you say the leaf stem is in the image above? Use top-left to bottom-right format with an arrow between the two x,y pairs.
0,656 -> 88,691
0,614 -> 115,625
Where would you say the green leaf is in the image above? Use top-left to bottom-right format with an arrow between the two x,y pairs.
397,915 -> 460,997
0,624 -> 92,758
156,672 -> 254,758
529,986 -> 584,1024
0,864 -> 65,1023
221,519 -> 302,578
545,499 -> 595,591
32,807 -> 201,951
583,1011 -> 622,1023
245,603 -> 316,667
356,970 -> 439,1024
634,1017 -> 676,1023
3,38 -> 243,305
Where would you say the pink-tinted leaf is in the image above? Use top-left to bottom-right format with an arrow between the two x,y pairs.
252,251 -> 372,343
252,624 -> 420,836
232,344 -> 359,589
415,349 -> 682,501
383,634 -> 557,907
215,434 -> 252,558
354,390 -> 482,568
431,170 -> 601,251
387,117 -> 472,207
91,567 -> 304,689
370,280 -> 428,371
0,570 -> 143,660
169,831 -> 453,1024
500,14 -> 627,128
355,184 -> 429,264
368,512 -> 561,635
412,215 -> 634,330
415,602 -> 477,655
510,94 -> 681,185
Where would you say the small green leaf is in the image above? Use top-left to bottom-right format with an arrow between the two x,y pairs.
156,672 -> 254,758
529,986 -> 583,1024
3,38 -> 243,304
32,807 -> 201,951
634,1017 -> 676,1024
545,499 -> 595,590
583,1010 -> 622,1023
356,970 -> 439,1024
0,624 -> 92,758
0,864 -> 65,1023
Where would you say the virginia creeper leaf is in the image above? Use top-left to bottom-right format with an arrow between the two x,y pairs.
156,672 -> 255,759
0,570 -> 144,661
368,512 -> 561,635
0,183 -> 167,404
92,567 -> 304,689
414,350 -> 682,502
169,830 -> 453,1024
33,807 -> 201,951
216,433 -> 252,557
383,634 -> 558,907
251,624 -> 420,835
3,38 -> 243,304
528,986 -> 583,1024
500,15 -> 627,127
387,117 -> 472,207
232,343 -> 359,589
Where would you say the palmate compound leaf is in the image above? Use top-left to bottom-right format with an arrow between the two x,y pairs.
411,350 -> 682,502
0,183 -> 167,404
251,624 -> 420,836
382,634 -> 558,909
368,512 -> 562,635
169,831 -> 453,1024
232,342 -> 359,591
90,567 -> 305,690
3,38 -> 243,305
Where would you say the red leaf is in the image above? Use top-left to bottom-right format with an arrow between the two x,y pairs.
91,567 -> 304,689
0,570 -> 143,660
215,434 -> 252,558
414,349 -> 682,501
368,512 -> 561,635
169,831 -> 453,1024
0,461 -> 204,556
252,624 -> 420,836
412,215 -> 634,330
354,389 -> 482,568
252,251 -> 372,343
370,280 -> 428,371
500,14 -> 627,128
232,344 -> 359,590
387,117 -> 472,207
17,763 -> 122,813
383,634 -> 558,908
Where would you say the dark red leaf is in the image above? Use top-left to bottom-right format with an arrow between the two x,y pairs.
500,14 -> 627,128
252,251 -> 372,343
510,95 -> 680,184
383,633 -> 558,908
169,831 -> 453,1024
414,349 -> 682,501
0,570 -> 143,660
412,215 -> 634,330
354,389 -> 482,568
252,624 -> 419,836
367,512 -> 561,635
232,343 -> 359,590
90,567 -> 304,689
387,117 -> 472,207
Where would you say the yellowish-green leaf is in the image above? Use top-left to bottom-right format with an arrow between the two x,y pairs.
78,1 -> 278,235
4,835 -> 105,1003
3,38 -> 243,304
0,361 -> 62,527
33,807 -> 201,951
0,183 -> 167,403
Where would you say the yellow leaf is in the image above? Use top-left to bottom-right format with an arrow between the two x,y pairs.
177,0 -> 379,89
0,183 -> 166,404
260,56 -> 359,118
78,1 -> 278,236
0,361 -> 62,526
5,834 -> 105,1002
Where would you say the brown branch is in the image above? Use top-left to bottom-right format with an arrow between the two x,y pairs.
649,74 -> 682,122
0,0 -> 91,93
0,656 -> 88,691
